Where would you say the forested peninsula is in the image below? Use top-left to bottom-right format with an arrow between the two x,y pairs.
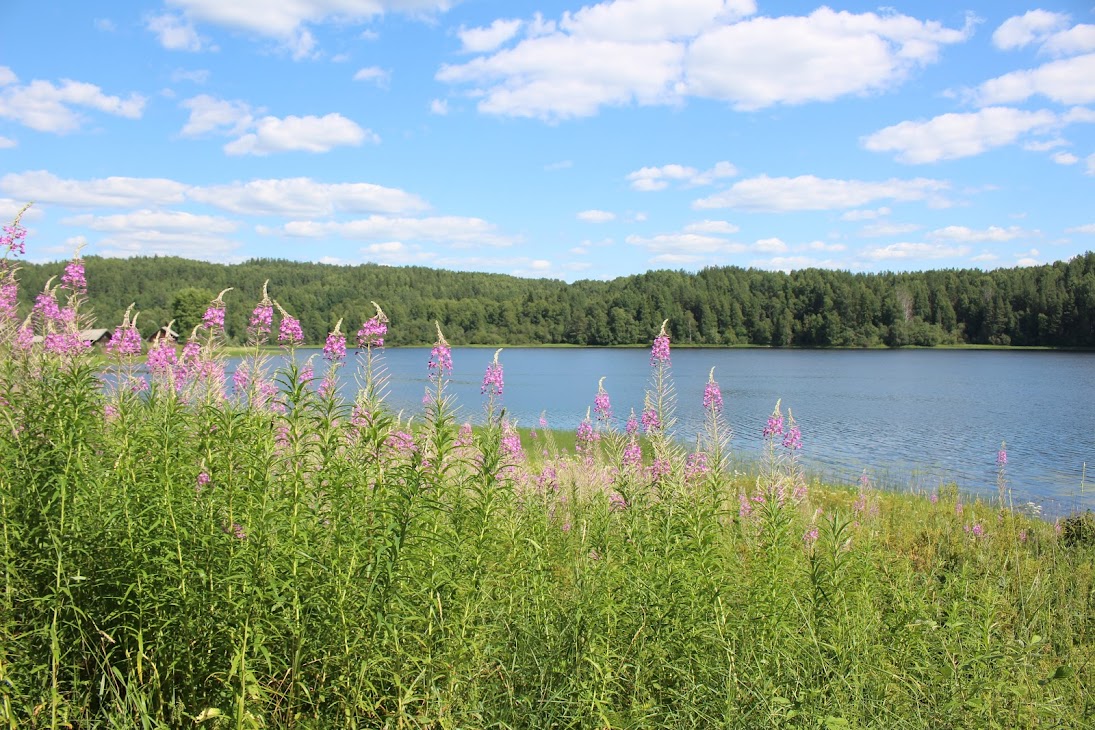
16,252 -> 1095,348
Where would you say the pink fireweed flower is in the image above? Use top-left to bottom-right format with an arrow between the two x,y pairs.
232,523 -> 247,541
739,492 -> 753,518
608,491 -> 627,511
964,522 -> 985,538
576,418 -> 597,448
202,288 -> 232,332
275,301 -> 304,346
997,442 -> 1007,467
625,410 -> 639,435
482,348 -> 504,396
763,400 -> 784,439
350,403 -> 372,430
385,430 -> 417,456
197,471 -> 210,488
1,220 -> 27,256
357,302 -> 388,349
146,320 -> 177,375
703,369 -> 723,413
622,439 -> 642,470
685,452 -> 710,480
640,407 -> 660,433
804,527 -> 820,546
576,411 -> 599,465
428,322 -> 452,376
501,421 -> 524,461
650,319 -> 671,366
14,323 -> 34,350
61,257 -> 86,295
248,281 -> 274,342
593,376 -> 612,423
106,305 -> 143,357
44,331 -> 89,357
231,364 -> 250,395
0,281 -> 17,322
782,411 -> 802,450
323,318 -> 347,362
930,492 -> 939,504
33,281 -> 63,325
649,458 -> 671,482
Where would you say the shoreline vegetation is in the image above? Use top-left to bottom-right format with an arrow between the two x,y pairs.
3,212 -> 1094,727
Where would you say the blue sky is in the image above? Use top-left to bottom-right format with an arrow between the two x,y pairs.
1,1 -> 1093,281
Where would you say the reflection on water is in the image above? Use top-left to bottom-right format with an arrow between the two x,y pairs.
207,347 -> 1094,509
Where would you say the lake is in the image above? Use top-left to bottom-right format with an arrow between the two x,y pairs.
230,347 -> 1095,512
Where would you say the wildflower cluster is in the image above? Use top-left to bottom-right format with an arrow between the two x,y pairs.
357,302 -> 388,349
323,319 -> 347,363
593,376 -> 612,424
650,321 -> 671,366
202,294 -> 228,331
428,322 -> 453,377
1,215 -> 27,256
482,348 -> 504,397
703,375 -> 723,413
248,281 -> 274,343
276,301 -> 304,346
106,304 -> 143,357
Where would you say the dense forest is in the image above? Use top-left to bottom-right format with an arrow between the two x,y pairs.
14,252 -> 1095,348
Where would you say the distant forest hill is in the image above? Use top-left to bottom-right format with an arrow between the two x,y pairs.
14,252 -> 1095,348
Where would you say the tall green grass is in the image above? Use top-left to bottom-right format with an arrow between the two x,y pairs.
0,223 -> 1092,728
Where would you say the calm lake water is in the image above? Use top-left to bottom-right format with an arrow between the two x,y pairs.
232,348 -> 1095,512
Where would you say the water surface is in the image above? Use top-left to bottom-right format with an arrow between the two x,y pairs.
233,347 -> 1095,511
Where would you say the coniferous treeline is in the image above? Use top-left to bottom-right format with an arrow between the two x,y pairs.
14,252 -> 1095,347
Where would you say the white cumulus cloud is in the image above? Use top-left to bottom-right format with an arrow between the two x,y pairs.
223,113 -> 376,155
859,222 -> 921,237
146,13 -> 212,52
459,19 -> 523,52
0,170 -> 189,208
686,7 -> 972,110
353,66 -> 390,87
992,10 -> 1070,51
862,107 -> 1059,163
577,209 -> 616,222
694,174 -> 950,211
684,219 -> 739,234
164,0 -> 453,57
189,177 -> 428,216
438,4 -> 969,119
928,225 -> 1031,242
0,69 -> 145,133
627,161 -> 736,191
975,54 -> 1095,106
862,242 -> 970,261
277,215 -> 518,248
180,94 -> 255,136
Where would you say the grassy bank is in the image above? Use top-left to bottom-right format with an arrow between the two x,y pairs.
1,343 -> 1092,729
2,229 -> 1092,727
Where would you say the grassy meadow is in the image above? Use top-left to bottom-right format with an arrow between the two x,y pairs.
1,216 -> 1093,728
